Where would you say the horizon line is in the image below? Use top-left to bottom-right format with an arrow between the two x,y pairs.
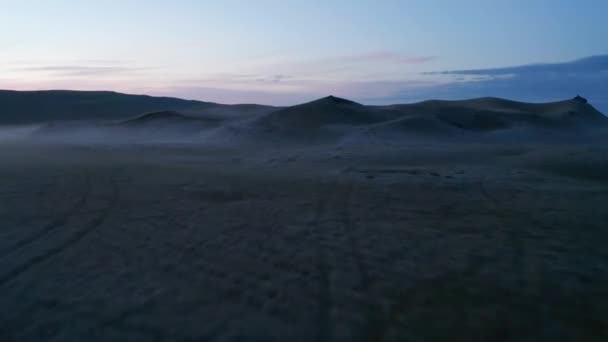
0,88 -> 596,109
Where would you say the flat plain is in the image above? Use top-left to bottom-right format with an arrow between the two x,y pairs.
1,142 -> 607,341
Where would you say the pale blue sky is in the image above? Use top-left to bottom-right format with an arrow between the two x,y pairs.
1,0 -> 607,107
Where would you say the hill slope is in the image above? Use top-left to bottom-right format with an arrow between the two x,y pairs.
376,96 -> 607,131
2,91 -> 606,143
255,96 -> 392,130
0,90 -> 209,124
121,110 -> 222,126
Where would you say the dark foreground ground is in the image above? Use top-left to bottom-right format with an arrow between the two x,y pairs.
0,142 -> 607,341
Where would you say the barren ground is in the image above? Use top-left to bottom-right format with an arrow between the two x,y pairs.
0,142 -> 607,341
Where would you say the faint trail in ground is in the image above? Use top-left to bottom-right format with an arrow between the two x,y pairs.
0,172 -> 92,259
339,182 -> 388,342
0,169 -> 121,287
311,180 -> 337,342
480,175 -> 526,286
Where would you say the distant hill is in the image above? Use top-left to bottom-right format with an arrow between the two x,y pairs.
121,110 -> 220,125
253,95 -> 606,134
0,90 -> 209,124
255,96 -> 395,130
375,96 -> 607,131
116,110 -> 225,133
2,90 -> 606,143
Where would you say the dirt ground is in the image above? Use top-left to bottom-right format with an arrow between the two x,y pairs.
0,142 -> 607,341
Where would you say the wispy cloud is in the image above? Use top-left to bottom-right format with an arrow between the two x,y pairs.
124,51 -> 437,105
255,74 -> 292,83
183,73 -> 293,84
231,49 -> 437,82
424,55 -> 608,76
8,52 -> 604,113
147,78 -> 435,106
362,55 -> 608,112
13,65 -> 148,77
144,86 -> 316,106
2,50 -> 435,100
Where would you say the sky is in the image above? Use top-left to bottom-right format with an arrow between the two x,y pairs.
1,0 -> 607,110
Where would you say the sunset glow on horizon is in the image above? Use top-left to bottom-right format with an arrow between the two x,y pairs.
1,0 -> 607,109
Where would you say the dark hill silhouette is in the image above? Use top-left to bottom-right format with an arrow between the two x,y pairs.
34,110 -> 225,138
255,95 -> 392,130
125,110 -> 193,122
0,90 -> 210,124
375,96 -> 607,131
2,91 -> 606,141
120,110 -> 222,126
248,95 -> 606,141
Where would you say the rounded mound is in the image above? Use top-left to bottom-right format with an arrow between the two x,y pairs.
122,110 -> 196,125
256,96 -> 386,130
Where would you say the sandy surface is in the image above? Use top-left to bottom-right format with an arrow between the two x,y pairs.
0,142 -> 607,341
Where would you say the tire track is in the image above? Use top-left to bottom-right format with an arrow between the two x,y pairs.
479,176 -> 526,284
0,172 -> 92,259
0,169 -> 121,287
339,182 -> 387,342
341,184 -> 372,294
311,179 -> 338,342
